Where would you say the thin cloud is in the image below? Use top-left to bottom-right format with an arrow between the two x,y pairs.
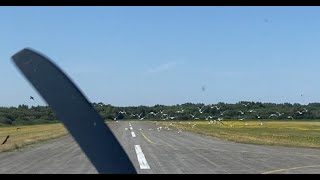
147,62 -> 178,73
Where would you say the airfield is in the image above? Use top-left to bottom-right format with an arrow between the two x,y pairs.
1,121 -> 320,174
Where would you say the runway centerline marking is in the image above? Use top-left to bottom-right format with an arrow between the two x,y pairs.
134,145 -> 150,169
131,132 -> 136,138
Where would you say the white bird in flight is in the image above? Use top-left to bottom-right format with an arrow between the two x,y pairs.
220,111 -> 227,116
197,106 -> 205,113
176,108 -> 185,113
269,114 -> 278,118
213,106 -> 221,110
148,112 -> 158,116
242,103 -> 250,107
287,116 -> 294,120
276,112 -> 284,116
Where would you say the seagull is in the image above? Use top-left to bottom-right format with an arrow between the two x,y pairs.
242,103 -> 250,107
1,135 -> 10,145
217,118 -> 224,125
220,111 -> 227,116
159,110 -> 164,114
194,117 -> 199,120
287,116 -> 294,120
269,114 -> 278,118
168,116 -> 176,120
296,111 -> 303,115
239,118 -> 245,121
205,116 -> 213,120
176,108 -> 185,113
276,112 -> 284,116
148,112 -> 158,116
256,115 -> 261,119
136,113 -> 143,119
190,114 -> 196,118
248,110 -> 256,113
238,111 -> 244,115
113,114 -> 120,121
213,106 -> 221,110
303,108 -> 308,112
197,106 -> 205,114
30,96 -> 34,100
119,111 -> 127,114
161,113 -> 168,117
130,114 -> 136,117
140,116 -> 146,120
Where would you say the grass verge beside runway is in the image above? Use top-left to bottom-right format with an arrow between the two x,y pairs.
159,120 -> 320,148
0,123 -> 68,152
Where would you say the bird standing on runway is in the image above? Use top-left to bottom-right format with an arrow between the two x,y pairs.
1,135 -> 10,145
30,96 -> 34,100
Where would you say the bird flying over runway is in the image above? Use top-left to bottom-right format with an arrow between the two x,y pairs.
1,135 -> 10,145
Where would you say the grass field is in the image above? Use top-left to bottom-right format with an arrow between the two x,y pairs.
159,120 -> 320,148
0,123 -> 68,152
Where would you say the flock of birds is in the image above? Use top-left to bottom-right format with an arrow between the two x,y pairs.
109,102 -> 311,133
2,94 -> 308,145
110,102 -> 309,124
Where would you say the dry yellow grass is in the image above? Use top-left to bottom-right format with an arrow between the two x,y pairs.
159,120 -> 320,148
0,123 -> 68,152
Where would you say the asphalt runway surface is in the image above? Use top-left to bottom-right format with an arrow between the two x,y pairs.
1,121 -> 320,174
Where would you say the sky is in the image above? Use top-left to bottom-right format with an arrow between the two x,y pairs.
1,6 -> 320,107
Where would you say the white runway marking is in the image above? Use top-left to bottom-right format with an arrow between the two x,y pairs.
131,132 -> 136,138
134,145 -> 150,169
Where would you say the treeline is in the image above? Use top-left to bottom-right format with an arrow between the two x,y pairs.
1,101 -> 320,126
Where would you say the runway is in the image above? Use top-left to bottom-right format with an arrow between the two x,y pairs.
1,121 -> 320,174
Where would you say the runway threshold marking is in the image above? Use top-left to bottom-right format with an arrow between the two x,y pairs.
134,145 -> 150,169
141,132 -> 156,144
261,164 -> 320,174
131,132 -> 136,138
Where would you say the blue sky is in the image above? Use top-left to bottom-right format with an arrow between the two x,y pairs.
1,6 -> 320,107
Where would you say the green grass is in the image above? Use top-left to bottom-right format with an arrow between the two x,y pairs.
0,123 -> 68,152
159,120 -> 320,148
